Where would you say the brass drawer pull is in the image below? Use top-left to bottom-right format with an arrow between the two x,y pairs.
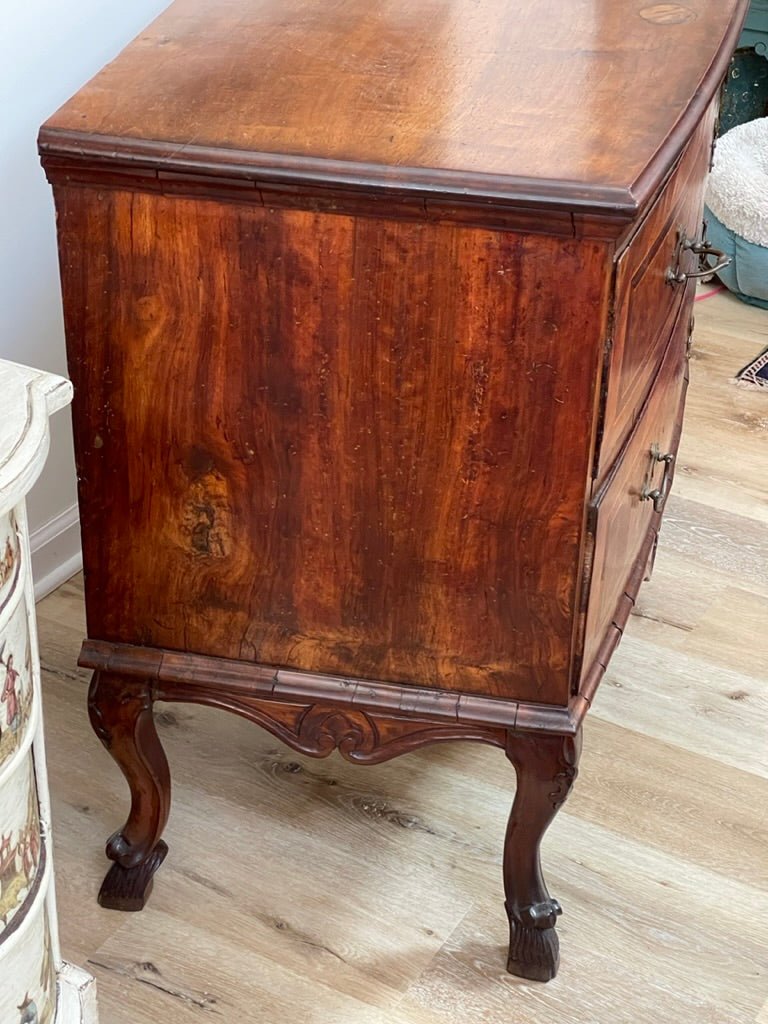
641,449 -> 675,513
666,235 -> 731,285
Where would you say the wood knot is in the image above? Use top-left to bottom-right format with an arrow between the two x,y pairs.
180,462 -> 232,559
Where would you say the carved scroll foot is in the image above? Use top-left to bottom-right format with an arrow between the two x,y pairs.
98,839 -> 169,911
88,671 -> 171,910
503,728 -> 582,981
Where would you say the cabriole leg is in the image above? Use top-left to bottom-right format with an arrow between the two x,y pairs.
88,670 -> 171,910
503,728 -> 582,981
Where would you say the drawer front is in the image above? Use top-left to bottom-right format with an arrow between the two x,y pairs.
0,510 -> 22,616
581,307 -> 690,678
0,753 -> 42,937
0,594 -> 34,771
598,103 -> 715,475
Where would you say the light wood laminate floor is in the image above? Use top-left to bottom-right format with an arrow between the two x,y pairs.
38,289 -> 768,1023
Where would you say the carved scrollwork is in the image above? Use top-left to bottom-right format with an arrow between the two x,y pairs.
88,672 -> 153,748
155,685 -> 506,766
296,706 -> 377,760
280,702 -> 507,763
548,734 -> 580,810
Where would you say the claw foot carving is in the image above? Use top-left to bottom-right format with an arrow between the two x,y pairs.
506,898 -> 563,981
503,729 -> 582,981
98,840 -> 169,911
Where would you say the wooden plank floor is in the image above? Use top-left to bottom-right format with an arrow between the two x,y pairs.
38,289 -> 768,1023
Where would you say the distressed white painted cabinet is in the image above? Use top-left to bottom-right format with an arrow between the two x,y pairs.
0,360 -> 97,1024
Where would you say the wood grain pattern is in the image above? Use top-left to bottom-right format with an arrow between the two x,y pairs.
39,0 -> 747,220
35,290 -> 768,1022
56,186 -> 610,704
670,292 -> 768,523
41,3 -> 751,987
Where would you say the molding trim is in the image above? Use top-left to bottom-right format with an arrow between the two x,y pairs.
79,639 -> 584,735
37,3 -> 746,227
29,503 -> 82,601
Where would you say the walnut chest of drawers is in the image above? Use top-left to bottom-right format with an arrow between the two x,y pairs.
39,0 -> 747,982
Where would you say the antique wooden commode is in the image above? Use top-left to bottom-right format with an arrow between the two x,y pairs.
40,0 -> 746,982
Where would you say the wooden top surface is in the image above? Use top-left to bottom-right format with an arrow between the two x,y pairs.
40,0 -> 746,215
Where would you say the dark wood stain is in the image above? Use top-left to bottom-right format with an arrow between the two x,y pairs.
42,0 -> 748,982
57,187 -> 610,705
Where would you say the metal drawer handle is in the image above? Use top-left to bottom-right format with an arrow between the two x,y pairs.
641,449 -> 675,513
666,236 -> 731,285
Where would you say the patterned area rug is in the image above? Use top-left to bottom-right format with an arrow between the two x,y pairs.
735,346 -> 768,388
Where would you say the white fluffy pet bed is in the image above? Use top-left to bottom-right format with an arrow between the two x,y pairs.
704,116 -> 768,309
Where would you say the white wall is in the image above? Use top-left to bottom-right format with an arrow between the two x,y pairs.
0,0 -> 170,597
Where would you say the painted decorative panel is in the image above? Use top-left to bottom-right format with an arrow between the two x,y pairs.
0,594 -> 33,770
0,509 -> 22,615
0,891 -> 56,1024
0,359 -> 96,1022
0,754 -> 42,936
